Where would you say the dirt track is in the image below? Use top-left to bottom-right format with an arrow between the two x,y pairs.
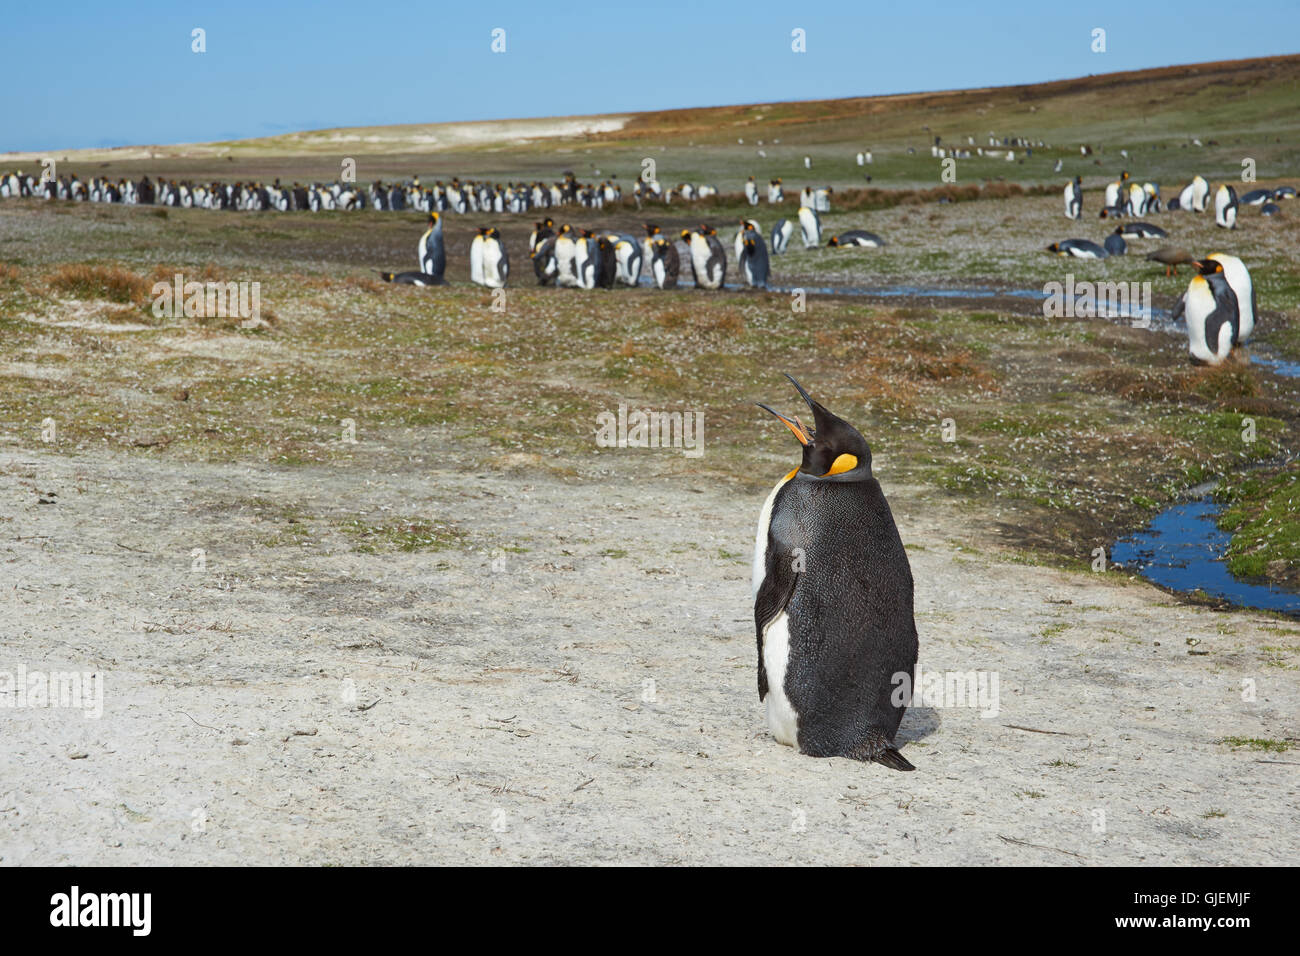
2,444 -> 1296,865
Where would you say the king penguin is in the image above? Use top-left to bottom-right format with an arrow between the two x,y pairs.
1064,176 -> 1082,219
771,218 -> 793,255
740,234 -> 770,288
1206,253 -> 1255,343
649,237 -> 679,289
798,206 -> 821,248
478,227 -> 508,288
1183,264 -> 1239,366
753,375 -> 918,771
418,212 -> 446,281
1214,183 -> 1238,229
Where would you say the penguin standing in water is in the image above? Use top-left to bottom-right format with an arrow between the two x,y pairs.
1214,183 -> 1238,229
798,206 -> 821,248
740,234 -> 770,288
649,237 -> 680,289
1207,253 -> 1256,343
771,218 -> 793,255
753,375 -> 918,771
418,212 -> 446,280
1182,263 -> 1239,366
477,228 -> 508,288
1064,176 -> 1082,219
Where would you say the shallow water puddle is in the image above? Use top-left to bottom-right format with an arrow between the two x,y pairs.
1112,498 -> 1300,616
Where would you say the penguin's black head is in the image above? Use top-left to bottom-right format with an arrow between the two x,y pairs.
757,375 -> 872,480
827,236 -> 839,247
644,223 -> 660,236
1192,258 -> 1224,277
1099,208 -> 1110,219
1046,242 -> 1061,254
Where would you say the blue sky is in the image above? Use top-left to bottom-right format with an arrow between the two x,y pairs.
3,0 -> 1297,152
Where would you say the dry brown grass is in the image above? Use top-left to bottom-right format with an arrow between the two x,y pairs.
47,264 -> 152,304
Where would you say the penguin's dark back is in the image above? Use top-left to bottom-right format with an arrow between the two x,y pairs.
769,475 -> 918,754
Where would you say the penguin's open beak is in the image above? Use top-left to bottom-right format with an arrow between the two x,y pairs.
757,404 -> 811,445
757,374 -> 818,446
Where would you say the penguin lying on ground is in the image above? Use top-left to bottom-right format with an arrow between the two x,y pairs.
1046,239 -> 1108,259
1117,221 -> 1167,238
753,375 -> 918,771
1239,189 -> 1271,207
1261,202 -> 1281,217
1103,232 -> 1127,256
379,271 -> 445,286
827,230 -> 885,248
1274,186 -> 1297,200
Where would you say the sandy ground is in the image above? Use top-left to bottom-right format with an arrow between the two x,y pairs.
1,441 -> 1296,866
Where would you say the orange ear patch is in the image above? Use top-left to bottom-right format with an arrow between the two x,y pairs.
825,454 -> 858,476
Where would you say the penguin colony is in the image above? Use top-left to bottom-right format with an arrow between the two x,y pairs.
0,168 -> 803,214
1049,167 -> 1292,366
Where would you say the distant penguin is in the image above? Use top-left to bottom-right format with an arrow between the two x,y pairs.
740,234 -> 770,288
418,212 -> 446,280
649,237 -> 680,289
469,227 -> 487,284
1118,221 -> 1167,238
1046,239 -> 1108,259
1064,176 -> 1082,219
744,176 -> 759,206
1274,186 -> 1297,200
1103,232 -> 1127,256
753,375 -> 918,771
1239,188 -> 1270,207
1104,179 -> 1122,209
1206,253 -> 1256,344
771,219 -> 793,255
479,227 -> 508,288
798,206 -> 821,248
827,230 -> 885,248
1183,267 -> 1239,365
768,178 -> 784,204
1260,202 -> 1280,216
1214,184 -> 1238,228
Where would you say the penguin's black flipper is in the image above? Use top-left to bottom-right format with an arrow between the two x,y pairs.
874,748 -> 916,772
754,544 -> 800,702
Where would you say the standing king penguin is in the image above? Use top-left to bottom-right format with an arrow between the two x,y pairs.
1214,184 -> 1238,229
418,212 -> 446,281
1064,176 -> 1082,219
753,376 -> 918,771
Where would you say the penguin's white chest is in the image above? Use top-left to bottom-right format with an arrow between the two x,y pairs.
761,614 -> 799,747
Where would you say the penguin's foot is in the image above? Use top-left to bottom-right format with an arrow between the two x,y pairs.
844,737 -> 916,771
